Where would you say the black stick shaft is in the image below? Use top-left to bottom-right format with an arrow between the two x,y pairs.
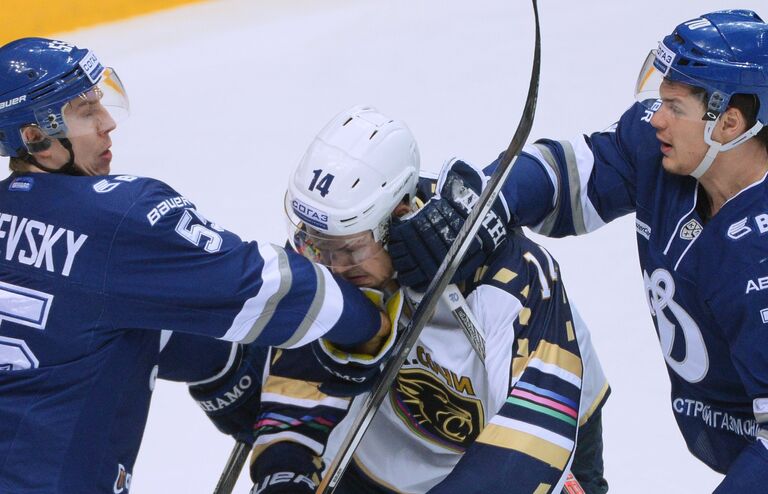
213,441 -> 249,494
317,1 -> 541,492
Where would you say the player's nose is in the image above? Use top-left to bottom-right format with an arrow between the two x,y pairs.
649,107 -> 667,130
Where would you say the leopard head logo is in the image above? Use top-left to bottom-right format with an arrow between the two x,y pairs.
391,368 -> 484,451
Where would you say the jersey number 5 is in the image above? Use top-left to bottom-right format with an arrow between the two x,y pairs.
175,209 -> 224,253
0,280 -> 52,370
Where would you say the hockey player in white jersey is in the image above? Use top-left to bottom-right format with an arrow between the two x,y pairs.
387,9 -> 768,494
248,106 -> 610,494
0,38 -> 393,493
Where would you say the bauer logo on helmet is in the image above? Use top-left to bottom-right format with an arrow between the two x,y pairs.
0,95 -> 26,111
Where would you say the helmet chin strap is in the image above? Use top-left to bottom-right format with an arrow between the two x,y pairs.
24,137 -> 84,176
689,118 -> 765,179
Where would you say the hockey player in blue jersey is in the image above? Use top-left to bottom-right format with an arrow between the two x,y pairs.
387,9 -> 768,493
0,38 -> 394,492
245,105 -> 610,494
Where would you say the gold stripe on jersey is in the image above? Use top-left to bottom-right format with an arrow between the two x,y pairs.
512,357 -> 529,383
474,265 -> 490,283
534,484 -> 552,494
262,375 -> 325,401
517,338 -> 530,357
519,308 -> 532,325
566,320 -> 575,342
478,424 -> 572,469
512,339 -> 531,381
493,268 -> 518,284
534,340 -> 582,377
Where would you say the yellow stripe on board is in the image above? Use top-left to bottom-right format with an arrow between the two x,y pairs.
478,424 -> 571,470
2,0 -> 209,45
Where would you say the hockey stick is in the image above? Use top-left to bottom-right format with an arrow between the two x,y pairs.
210,292 -> 487,494
316,1 -> 542,492
212,440 -> 249,494
443,284 -> 486,365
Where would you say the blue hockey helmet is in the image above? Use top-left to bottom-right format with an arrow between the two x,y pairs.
636,10 -> 768,123
0,37 -> 129,158
635,10 -> 768,178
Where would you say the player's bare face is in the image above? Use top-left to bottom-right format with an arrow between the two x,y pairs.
62,91 -> 117,175
651,81 -> 708,175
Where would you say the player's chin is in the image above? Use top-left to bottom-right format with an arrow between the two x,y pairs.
90,152 -> 113,176
346,274 -> 376,288
660,155 -> 678,173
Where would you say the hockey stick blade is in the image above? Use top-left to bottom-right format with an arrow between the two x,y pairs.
316,1 -> 541,492
212,440 -> 249,494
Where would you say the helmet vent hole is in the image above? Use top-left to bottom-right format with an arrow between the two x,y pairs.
381,182 -> 387,188
342,117 -> 353,126
369,130 -> 378,140
26,70 -> 37,79
352,178 -> 360,188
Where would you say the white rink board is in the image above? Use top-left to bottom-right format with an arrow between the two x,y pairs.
20,1 -> 765,492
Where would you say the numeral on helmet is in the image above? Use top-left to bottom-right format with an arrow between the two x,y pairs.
308,169 -> 335,197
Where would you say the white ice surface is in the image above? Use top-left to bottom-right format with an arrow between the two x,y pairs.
10,0 -> 765,492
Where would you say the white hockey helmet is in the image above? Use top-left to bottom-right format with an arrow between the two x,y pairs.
286,104 -> 420,267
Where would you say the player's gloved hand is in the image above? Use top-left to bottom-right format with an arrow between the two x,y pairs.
188,343 -> 268,445
312,288 -> 405,396
250,442 -> 322,494
388,159 -> 511,291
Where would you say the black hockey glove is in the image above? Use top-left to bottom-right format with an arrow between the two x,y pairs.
188,343 -> 268,445
250,442 -> 322,494
388,159 -> 510,291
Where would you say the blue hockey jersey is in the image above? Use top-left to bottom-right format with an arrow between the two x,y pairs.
489,102 -> 768,489
0,173 -> 380,493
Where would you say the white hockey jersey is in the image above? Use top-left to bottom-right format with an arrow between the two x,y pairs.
255,230 -> 609,494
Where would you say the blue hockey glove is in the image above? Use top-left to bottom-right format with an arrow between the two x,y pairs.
250,442 -> 322,494
188,343 -> 268,445
388,159 -> 510,291
312,288 -> 405,396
